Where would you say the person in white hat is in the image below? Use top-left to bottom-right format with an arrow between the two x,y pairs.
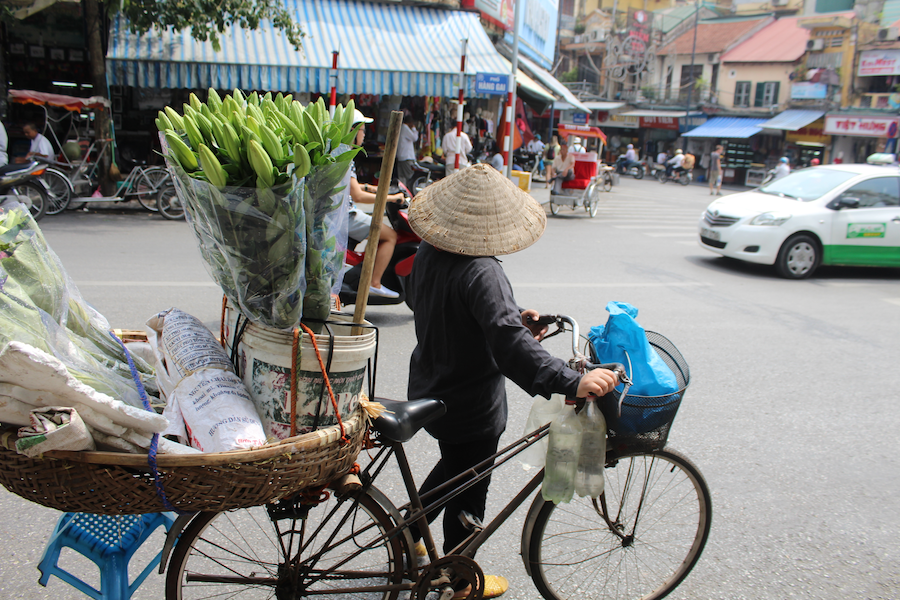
347,109 -> 406,298
405,164 -> 619,598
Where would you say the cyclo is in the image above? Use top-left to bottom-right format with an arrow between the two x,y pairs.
8,89 -> 172,216
548,124 -> 615,218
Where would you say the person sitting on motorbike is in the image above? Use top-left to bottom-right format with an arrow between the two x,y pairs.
618,144 -> 639,173
489,140 -> 504,172
348,109 -> 406,299
666,149 -> 685,178
527,135 -> 546,175
547,140 -> 576,193
772,156 -> 791,181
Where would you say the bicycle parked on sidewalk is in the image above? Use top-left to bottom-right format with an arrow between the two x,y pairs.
163,314 -> 711,600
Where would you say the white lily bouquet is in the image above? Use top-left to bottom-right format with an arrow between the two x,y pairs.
159,90 -> 362,331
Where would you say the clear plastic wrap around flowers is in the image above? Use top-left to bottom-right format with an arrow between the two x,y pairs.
170,160 -> 350,331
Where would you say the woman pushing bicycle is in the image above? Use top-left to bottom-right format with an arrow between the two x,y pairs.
406,163 -> 619,598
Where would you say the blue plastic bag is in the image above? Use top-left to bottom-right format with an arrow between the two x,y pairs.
589,302 -> 678,398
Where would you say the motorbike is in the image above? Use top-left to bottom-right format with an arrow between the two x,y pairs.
656,167 -> 693,186
339,184 -> 421,311
0,161 -> 51,221
615,154 -> 645,179
408,160 -> 446,196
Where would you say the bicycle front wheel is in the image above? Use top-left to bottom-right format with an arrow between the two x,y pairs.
136,167 -> 168,211
166,489 -> 406,600
42,168 -> 72,214
527,448 -> 711,600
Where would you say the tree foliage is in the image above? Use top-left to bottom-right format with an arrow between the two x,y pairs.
116,0 -> 305,52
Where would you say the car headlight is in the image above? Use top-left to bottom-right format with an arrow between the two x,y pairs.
749,212 -> 792,226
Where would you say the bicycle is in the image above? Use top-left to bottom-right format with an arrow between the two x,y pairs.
38,140 -> 170,214
163,314 -> 711,600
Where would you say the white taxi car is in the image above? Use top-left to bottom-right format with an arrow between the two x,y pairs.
698,164 -> 900,279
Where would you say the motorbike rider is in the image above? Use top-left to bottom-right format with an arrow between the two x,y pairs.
405,164 -> 619,599
527,134 -> 546,175
570,136 -> 586,153
665,149 -> 685,178
348,109 -> 407,299
773,156 -> 791,180
619,143 -> 639,173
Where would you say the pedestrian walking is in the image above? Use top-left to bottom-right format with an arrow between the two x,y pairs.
709,145 -> 723,196
442,126 -> 473,177
396,113 -> 418,189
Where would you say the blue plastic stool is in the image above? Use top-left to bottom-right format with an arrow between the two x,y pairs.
38,512 -> 176,599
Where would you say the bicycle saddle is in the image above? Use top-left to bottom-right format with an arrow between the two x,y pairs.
371,397 -> 446,443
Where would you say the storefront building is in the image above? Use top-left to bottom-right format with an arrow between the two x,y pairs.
759,109 -> 830,166
823,114 -> 900,163
615,110 -> 706,163
105,0 -> 563,170
682,116 -> 777,185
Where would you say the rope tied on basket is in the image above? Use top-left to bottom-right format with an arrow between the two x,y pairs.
289,323 -> 349,444
109,331 -> 188,515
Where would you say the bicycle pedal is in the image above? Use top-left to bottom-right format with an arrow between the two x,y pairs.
458,511 -> 484,533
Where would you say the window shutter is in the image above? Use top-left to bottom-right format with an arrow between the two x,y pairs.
754,82 -> 765,107
734,82 -> 743,106
771,82 -> 780,106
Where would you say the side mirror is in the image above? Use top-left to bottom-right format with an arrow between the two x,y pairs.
836,196 -> 860,209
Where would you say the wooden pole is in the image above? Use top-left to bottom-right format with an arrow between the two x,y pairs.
352,110 -> 403,334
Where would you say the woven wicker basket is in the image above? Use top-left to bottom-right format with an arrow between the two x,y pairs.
0,409 -> 367,515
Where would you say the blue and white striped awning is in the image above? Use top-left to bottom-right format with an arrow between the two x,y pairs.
682,117 -> 770,138
106,0 -> 509,97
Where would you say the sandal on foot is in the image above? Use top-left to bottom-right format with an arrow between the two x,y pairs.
451,574 -> 509,599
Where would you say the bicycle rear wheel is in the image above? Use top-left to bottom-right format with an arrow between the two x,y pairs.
166,489 -> 406,600
526,448 -> 711,600
136,166 -> 168,211
42,168 -> 72,214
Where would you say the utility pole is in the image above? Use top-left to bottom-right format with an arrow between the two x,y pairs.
506,0 -> 522,178
683,0 -> 700,136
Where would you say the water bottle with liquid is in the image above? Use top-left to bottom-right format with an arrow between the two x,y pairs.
541,400 -> 583,505
575,397 -> 607,498
519,394 -> 564,470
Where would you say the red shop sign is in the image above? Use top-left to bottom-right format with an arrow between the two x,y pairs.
640,116 -> 679,130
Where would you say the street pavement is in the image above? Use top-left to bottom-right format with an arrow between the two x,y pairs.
1,175 -> 899,599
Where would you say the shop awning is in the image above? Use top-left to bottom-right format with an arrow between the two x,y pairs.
106,0 -> 508,97
619,109 -> 704,118
9,89 -> 110,111
515,55 -> 591,113
498,57 -> 555,115
759,109 -> 825,131
682,116 -> 770,138
554,101 -> 626,111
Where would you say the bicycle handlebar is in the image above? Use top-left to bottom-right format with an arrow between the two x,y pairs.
527,314 -> 633,391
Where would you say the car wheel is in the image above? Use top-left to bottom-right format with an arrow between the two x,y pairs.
776,234 -> 819,279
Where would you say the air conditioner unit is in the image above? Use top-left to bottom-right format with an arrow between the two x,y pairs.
878,27 -> 899,41
807,39 -> 825,51
574,34 -> 583,43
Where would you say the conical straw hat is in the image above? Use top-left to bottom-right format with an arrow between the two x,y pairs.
408,163 -> 547,256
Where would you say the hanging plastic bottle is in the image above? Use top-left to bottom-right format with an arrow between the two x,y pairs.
575,397 -> 607,498
541,399 -> 583,505
519,394 -> 564,470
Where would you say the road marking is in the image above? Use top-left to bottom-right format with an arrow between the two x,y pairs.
646,232 -> 700,237
77,281 -> 220,287
516,281 -> 711,288
613,225 -> 698,229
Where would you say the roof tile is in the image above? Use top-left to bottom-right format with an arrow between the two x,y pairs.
659,17 -> 771,55
721,16 -> 810,62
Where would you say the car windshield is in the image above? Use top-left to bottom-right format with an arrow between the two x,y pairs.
758,168 -> 858,202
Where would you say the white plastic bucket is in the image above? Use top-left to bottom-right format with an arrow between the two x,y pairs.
223,305 -> 376,439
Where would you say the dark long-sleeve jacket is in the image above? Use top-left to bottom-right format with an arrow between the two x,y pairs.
407,243 -> 581,443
